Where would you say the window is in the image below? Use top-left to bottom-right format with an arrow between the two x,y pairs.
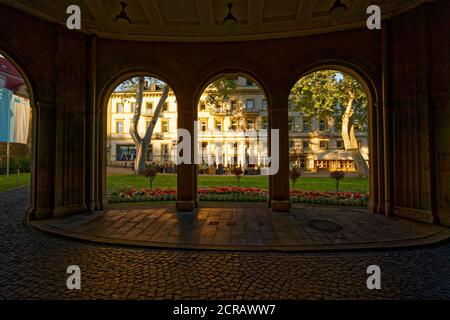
130,103 -> 137,113
319,119 -> 327,131
262,120 -> 268,130
116,145 -> 136,161
116,120 -> 124,134
116,103 -> 124,113
163,102 -> 169,112
215,119 -> 222,131
303,118 -> 311,132
145,102 -> 153,112
161,120 -> 169,133
230,120 -> 237,131
303,140 -> 309,150
246,79 -> 254,86
262,99 -> 267,111
288,119 -> 294,131
147,144 -> 153,161
202,142 -> 208,149
247,119 -> 255,130
199,102 -> 206,111
336,140 -> 344,149
288,102 -> 293,110
246,99 -> 255,110
200,120 -> 207,132
161,144 -> 169,161
0,75 -> 6,87
320,141 -> 328,150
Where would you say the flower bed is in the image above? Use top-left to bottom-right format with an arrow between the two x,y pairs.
108,187 -> 368,207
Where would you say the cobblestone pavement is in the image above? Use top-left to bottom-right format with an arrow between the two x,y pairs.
1,187 -> 450,300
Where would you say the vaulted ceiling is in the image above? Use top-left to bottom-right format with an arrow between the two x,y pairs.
1,0 -> 427,41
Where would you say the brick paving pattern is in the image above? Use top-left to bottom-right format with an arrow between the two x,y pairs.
1,187 -> 450,299
34,205 -> 445,250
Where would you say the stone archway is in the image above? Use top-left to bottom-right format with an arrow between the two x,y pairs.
98,69 -> 180,211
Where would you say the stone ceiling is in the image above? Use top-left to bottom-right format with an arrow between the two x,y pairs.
1,0 -> 428,41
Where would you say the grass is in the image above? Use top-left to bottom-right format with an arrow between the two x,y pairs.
107,174 -> 369,193
0,172 -> 31,192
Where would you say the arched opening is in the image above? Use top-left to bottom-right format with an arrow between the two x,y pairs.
288,67 -> 372,209
104,74 -> 178,205
195,73 -> 270,205
0,51 -> 33,200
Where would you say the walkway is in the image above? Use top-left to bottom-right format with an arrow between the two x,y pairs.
32,203 -> 448,251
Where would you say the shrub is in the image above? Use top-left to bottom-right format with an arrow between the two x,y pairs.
143,165 -> 158,189
289,166 -> 302,190
231,167 -> 244,187
330,171 -> 345,194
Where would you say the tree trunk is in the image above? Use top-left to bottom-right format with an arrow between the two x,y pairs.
130,77 -> 169,175
341,92 -> 369,178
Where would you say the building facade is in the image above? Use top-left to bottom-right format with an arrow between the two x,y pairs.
107,77 -> 368,172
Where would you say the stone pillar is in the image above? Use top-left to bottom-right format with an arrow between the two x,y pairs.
27,101 -> 56,220
382,20 -> 393,217
176,92 -> 196,211
270,90 -> 290,211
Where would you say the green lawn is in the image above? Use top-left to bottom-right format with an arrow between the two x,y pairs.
107,174 -> 369,193
0,173 -> 30,192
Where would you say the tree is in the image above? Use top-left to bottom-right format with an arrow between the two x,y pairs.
119,77 -> 169,175
290,70 -> 369,177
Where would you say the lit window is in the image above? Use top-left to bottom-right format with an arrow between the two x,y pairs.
201,120 -> 207,132
215,120 -> 222,131
161,120 -> 169,132
288,119 -> 294,131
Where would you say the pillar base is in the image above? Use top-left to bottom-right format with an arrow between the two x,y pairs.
271,200 -> 290,212
176,201 -> 195,212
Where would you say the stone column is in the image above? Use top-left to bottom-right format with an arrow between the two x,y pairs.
27,101 -> 56,220
382,20 -> 393,217
270,90 -> 290,211
176,92 -> 196,211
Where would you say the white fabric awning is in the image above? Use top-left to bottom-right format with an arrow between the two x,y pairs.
316,150 -> 364,161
